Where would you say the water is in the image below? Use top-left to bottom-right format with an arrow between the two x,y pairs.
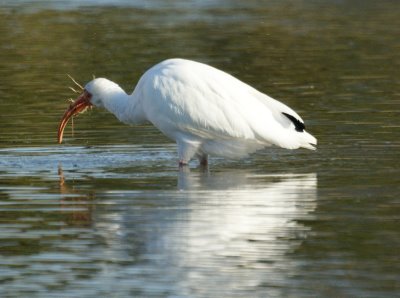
0,1 -> 399,297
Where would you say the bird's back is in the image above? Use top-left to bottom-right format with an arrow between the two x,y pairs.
131,58 -> 316,158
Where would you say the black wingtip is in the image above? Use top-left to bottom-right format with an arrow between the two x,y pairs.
282,112 -> 305,132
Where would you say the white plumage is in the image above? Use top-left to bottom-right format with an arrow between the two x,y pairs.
59,58 -> 317,165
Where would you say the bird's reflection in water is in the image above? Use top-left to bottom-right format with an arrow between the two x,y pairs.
175,169 -> 317,275
58,165 -> 317,296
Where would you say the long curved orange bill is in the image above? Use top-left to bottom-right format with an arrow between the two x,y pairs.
57,91 -> 92,144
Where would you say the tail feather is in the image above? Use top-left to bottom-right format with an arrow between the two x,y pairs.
299,131 -> 317,150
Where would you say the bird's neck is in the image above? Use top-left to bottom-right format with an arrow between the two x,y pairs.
101,85 -> 130,123
94,78 -> 145,124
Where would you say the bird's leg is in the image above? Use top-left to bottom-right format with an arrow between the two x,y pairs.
177,139 -> 200,167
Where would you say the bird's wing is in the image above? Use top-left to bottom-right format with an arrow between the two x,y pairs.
139,59 -> 313,150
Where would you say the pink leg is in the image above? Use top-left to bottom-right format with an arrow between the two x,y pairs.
177,140 -> 199,167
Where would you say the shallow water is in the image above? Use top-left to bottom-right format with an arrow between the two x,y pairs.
0,1 -> 399,297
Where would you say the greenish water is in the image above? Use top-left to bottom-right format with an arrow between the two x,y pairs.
0,1 -> 399,297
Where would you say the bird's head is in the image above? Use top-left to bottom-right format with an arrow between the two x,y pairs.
57,78 -> 116,144
83,78 -> 116,108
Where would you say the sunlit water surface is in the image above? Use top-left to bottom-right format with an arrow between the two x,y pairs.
0,1 -> 399,297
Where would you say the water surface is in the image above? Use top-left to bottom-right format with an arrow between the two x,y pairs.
0,1 -> 399,297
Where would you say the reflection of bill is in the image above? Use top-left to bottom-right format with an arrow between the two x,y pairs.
58,165 -> 94,226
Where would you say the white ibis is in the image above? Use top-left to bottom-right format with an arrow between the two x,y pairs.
58,58 -> 317,166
